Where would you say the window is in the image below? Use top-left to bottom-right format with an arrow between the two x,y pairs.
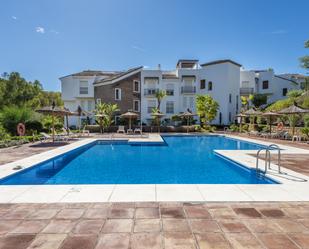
200,79 -> 206,89
79,81 -> 88,94
166,84 -> 174,96
262,80 -> 269,89
166,101 -> 174,114
236,95 -> 239,112
133,100 -> 140,112
208,81 -> 213,91
115,88 -> 121,100
229,94 -> 232,103
219,112 -> 222,124
282,88 -> 288,96
229,112 -> 232,122
147,100 -> 156,113
96,98 -> 101,105
133,80 -> 140,92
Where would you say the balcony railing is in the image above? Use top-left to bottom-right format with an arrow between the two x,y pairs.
181,86 -> 196,94
144,88 -> 159,96
240,87 -> 254,95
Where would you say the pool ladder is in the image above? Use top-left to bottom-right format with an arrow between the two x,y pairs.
256,144 -> 281,175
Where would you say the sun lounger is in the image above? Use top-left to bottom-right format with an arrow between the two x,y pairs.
134,128 -> 142,134
117,126 -> 125,133
80,127 -> 90,137
247,131 -> 260,136
40,132 -> 52,142
62,128 -> 79,138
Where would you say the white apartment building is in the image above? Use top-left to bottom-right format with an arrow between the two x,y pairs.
141,59 -> 241,125
240,70 -> 303,104
60,60 -> 306,127
60,70 -> 118,126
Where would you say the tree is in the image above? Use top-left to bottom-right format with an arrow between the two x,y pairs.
250,94 -> 267,108
286,89 -> 303,99
196,95 -> 219,128
300,39 -> 309,69
155,90 -> 166,110
0,72 -> 63,109
240,95 -> 254,111
94,103 -> 119,133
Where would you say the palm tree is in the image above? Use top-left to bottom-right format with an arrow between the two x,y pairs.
155,90 -> 166,110
94,103 -> 119,133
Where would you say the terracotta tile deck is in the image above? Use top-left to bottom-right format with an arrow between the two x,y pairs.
0,202 -> 308,248
0,141 -> 75,165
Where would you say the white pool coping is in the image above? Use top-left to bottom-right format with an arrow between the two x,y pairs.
0,133 -> 308,203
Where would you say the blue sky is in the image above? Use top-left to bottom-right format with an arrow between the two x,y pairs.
1,0 -> 308,91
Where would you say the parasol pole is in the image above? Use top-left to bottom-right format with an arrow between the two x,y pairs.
187,117 -> 189,133
66,114 -> 69,135
240,116 -> 242,133
52,101 -> 55,143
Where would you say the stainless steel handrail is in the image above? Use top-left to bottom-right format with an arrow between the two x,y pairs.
267,144 -> 281,173
256,149 -> 270,174
256,144 -> 281,175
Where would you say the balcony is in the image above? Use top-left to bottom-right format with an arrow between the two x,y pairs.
144,88 -> 159,96
181,86 -> 196,94
240,87 -> 254,95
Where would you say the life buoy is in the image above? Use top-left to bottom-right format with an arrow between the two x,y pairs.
17,123 -> 26,136
277,122 -> 284,131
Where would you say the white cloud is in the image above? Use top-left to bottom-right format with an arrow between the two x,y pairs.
35,26 -> 45,34
11,16 -> 17,20
132,45 -> 146,52
269,30 -> 288,35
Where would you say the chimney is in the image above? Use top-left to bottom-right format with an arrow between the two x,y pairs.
157,64 -> 161,70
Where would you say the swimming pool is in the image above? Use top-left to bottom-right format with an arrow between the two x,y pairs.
0,136 -> 276,184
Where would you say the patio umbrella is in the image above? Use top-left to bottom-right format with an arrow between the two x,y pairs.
151,111 -> 165,133
179,111 -> 196,133
262,111 -> 281,135
120,111 -> 139,130
244,108 -> 263,116
244,108 -> 262,130
236,113 -> 246,133
36,102 -> 72,142
278,103 -> 309,136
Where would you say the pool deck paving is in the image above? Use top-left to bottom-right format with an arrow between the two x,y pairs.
0,202 -> 309,249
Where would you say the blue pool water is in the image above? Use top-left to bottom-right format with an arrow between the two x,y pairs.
0,136 -> 276,185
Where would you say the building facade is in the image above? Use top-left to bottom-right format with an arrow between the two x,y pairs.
240,70 -> 303,104
141,59 -> 241,125
60,60 -> 305,127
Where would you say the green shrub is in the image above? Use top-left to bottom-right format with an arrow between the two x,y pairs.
0,106 -> 32,135
304,114 -> 309,127
25,120 -> 43,134
242,124 -> 249,132
194,125 -> 201,132
0,124 -> 10,140
301,127 -> 309,139
262,126 -> 270,133
229,124 -> 239,132
41,115 -> 63,131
